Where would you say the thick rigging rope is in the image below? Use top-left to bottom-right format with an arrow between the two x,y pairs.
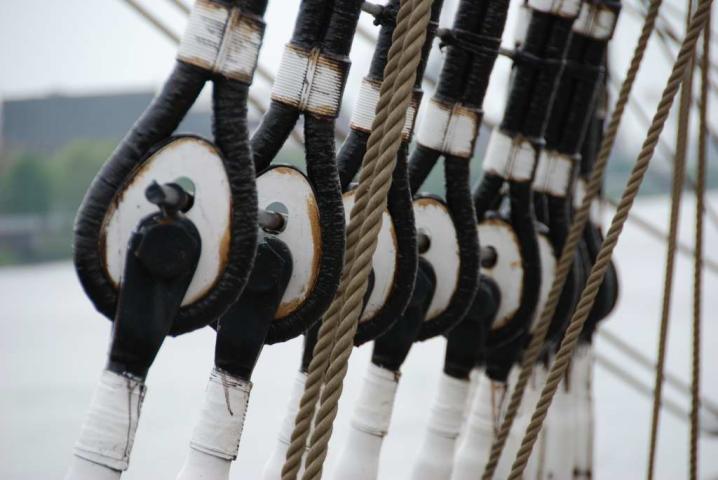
690,13 -> 710,479
617,3 -> 718,232
646,0 -> 695,476
507,0 -> 714,476
280,1 -> 433,478
279,2 -> 416,473
300,5 -> 434,477
480,0 -> 667,474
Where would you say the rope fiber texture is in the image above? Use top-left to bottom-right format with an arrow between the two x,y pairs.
507,0 -> 714,476
280,1 -> 433,478
481,0 -> 667,474
690,13 -> 710,480
646,0 -> 695,475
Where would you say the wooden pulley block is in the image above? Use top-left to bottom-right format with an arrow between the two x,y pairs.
412,195 -> 460,322
342,188 -> 398,322
477,217 -> 523,330
478,218 -> 556,332
75,133 -> 258,335
256,165 -> 321,320
102,137 -> 232,308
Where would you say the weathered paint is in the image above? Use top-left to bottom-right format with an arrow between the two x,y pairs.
101,137 -> 232,306
271,45 -> 349,118
413,197 -> 460,321
177,0 -> 265,83
416,98 -> 482,159
478,218 -> 523,330
342,189 -> 398,322
256,166 -> 321,319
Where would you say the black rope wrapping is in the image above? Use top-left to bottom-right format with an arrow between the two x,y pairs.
473,7 -> 576,381
417,155 -> 482,340
473,173 -> 505,219
74,22 -> 262,337
253,0 -> 366,343
542,193 -> 583,353
500,12 -> 574,140
409,0 -> 510,341
538,3 -> 620,350
485,182 -> 542,380
443,274 -> 501,378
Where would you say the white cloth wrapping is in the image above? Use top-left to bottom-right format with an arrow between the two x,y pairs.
573,1 -> 619,40
331,364 -> 399,480
543,375 -> 576,480
350,363 -> 400,436
533,150 -> 575,197
573,178 -> 603,225
512,3 -> 532,47
261,371 -> 307,480
410,373 -> 471,480
188,368 -> 252,461
482,129 -> 537,182
177,0 -> 265,82
350,77 -> 418,140
72,369 -> 146,472
416,98 -> 482,159
271,45 -> 348,117
513,365 -> 549,480
527,0 -> 581,18
451,373 -> 509,480
572,345 -> 594,479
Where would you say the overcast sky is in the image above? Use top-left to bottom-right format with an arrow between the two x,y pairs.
0,0 -> 712,151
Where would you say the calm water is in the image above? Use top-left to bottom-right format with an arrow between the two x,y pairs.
1,196 -> 717,479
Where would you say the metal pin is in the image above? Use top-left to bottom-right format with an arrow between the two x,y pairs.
417,231 -> 431,254
258,208 -> 287,234
480,246 -> 498,268
145,181 -> 193,213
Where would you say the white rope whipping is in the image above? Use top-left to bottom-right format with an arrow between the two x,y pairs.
178,0 -> 265,82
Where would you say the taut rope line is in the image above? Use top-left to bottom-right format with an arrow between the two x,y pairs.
508,0 -> 714,475
481,0 -> 666,475
281,0 -> 433,478
279,4 -> 416,474
646,0 -> 695,475
300,4 -> 434,478
690,12 -> 710,479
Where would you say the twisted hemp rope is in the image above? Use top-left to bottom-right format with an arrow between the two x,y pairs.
280,0 -> 433,478
507,0 -> 714,476
689,13 -> 710,480
646,0 -> 696,476
481,0 -> 668,475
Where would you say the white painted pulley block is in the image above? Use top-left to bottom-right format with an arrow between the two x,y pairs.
343,189 -> 398,322
256,165 -> 321,319
477,218 -> 523,330
413,196 -> 460,321
102,136 -> 232,306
